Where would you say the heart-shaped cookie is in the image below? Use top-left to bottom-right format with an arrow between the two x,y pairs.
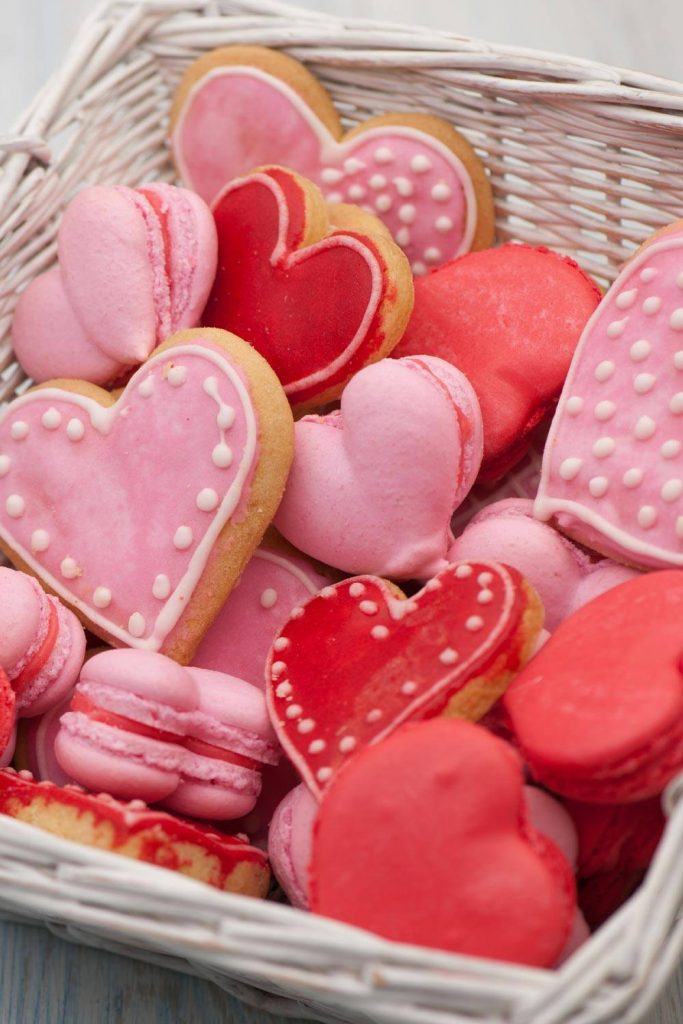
266,560 -> 542,798
203,165 -> 413,409
170,46 -> 494,273
310,718 -> 576,965
274,355 -> 484,578
535,226 -> 683,568
0,329 -> 294,662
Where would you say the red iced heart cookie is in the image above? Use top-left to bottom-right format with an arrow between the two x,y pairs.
394,244 -> 601,479
505,571 -> 683,802
203,165 -> 413,409
171,46 -> 494,272
310,718 -> 576,965
266,561 -> 542,798
535,225 -> 683,569
0,329 -> 293,663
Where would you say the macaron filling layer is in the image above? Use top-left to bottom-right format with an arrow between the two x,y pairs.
58,712 -> 184,772
75,681 -> 188,737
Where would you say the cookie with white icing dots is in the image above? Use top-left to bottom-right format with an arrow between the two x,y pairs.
0,328 -> 294,663
535,222 -> 683,569
170,45 -> 494,274
203,164 -> 414,409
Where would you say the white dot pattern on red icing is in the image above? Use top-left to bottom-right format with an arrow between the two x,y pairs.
536,235 -> 683,566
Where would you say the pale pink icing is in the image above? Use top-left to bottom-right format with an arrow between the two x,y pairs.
193,546 -> 329,688
535,233 -> 683,568
11,183 -> 217,385
172,66 -> 477,272
274,356 -> 483,578
449,498 -> 639,630
0,341 -> 258,650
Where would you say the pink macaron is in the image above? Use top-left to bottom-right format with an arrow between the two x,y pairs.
54,649 -> 279,820
268,782 -> 318,908
12,182 -> 217,385
0,566 -> 85,716
449,499 -> 639,630
274,355 -> 483,579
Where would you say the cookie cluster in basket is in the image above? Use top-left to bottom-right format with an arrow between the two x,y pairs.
1,43 -> 680,970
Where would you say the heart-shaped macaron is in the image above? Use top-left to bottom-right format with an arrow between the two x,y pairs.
203,165 -> 413,409
266,560 -> 541,798
535,225 -> 683,568
310,718 -> 576,965
171,46 -> 494,273
394,244 -> 601,479
504,570 -> 683,802
0,329 -> 293,662
274,355 -> 483,578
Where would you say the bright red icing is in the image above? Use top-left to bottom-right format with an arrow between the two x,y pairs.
505,571 -> 683,801
12,602 -> 58,697
0,670 -> 15,758
310,719 -> 576,966
394,244 -> 601,479
203,166 -> 389,406
266,561 -> 529,798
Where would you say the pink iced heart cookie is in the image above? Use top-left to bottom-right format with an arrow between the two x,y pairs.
0,329 -> 293,662
170,46 -> 494,274
193,531 -> 331,688
266,561 -> 542,799
535,226 -> 683,568
275,355 -> 484,578
12,183 -> 217,385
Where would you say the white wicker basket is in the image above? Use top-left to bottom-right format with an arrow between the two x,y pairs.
2,2 -> 683,1021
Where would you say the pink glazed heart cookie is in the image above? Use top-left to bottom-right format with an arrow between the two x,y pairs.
310,719 -> 576,966
535,224 -> 683,568
266,561 -> 542,798
275,355 -> 483,578
0,328 -> 293,662
193,530 -> 332,688
170,46 -> 494,273
12,183 -> 217,385
203,165 -> 413,409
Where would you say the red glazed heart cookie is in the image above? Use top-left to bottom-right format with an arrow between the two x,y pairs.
535,224 -> 683,569
504,570 -> 683,802
0,329 -> 293,663
171,46 -> 494,272
310,718 -> 576,965
266,561 -> 542,798
203,165 -> 413,409
394,244 -> 601,480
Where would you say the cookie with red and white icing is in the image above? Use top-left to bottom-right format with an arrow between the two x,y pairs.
203,165 -> 413,409
504,570 -> 683,802
0,328 -> 293,662
535,225 -> 683,568
266,560 -> 542,799
193,530 -> 332,688
274,355 -> 484,578
170,46 -> 494,273
310,719 -> 576,966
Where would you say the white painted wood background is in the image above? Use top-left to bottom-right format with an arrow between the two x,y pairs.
1,1 -> 682,1021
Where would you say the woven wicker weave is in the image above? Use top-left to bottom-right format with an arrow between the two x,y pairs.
2,2 -> 683,1021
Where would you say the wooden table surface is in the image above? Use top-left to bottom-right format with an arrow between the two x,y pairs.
2,0 -> 682,1020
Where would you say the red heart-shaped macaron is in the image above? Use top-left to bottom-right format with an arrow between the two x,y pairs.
203,165 -> 412,409
310,718 -> 576,966
266,561 -> 541,798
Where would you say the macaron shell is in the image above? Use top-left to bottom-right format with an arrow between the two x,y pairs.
0,567 -> 43,671
524,785 -> 578,869
311,719 -> 575,966
164,775 -> 258,820
504,571 -> 683,800
268,782 -> 317,908
54,727 -> 181,803
187,667 -> 276,740
80,649 -> 198,712
11,267 -> 122,384
58,185 -> 158,365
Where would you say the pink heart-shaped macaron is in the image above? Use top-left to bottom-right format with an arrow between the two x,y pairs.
274,356 -> 483,578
